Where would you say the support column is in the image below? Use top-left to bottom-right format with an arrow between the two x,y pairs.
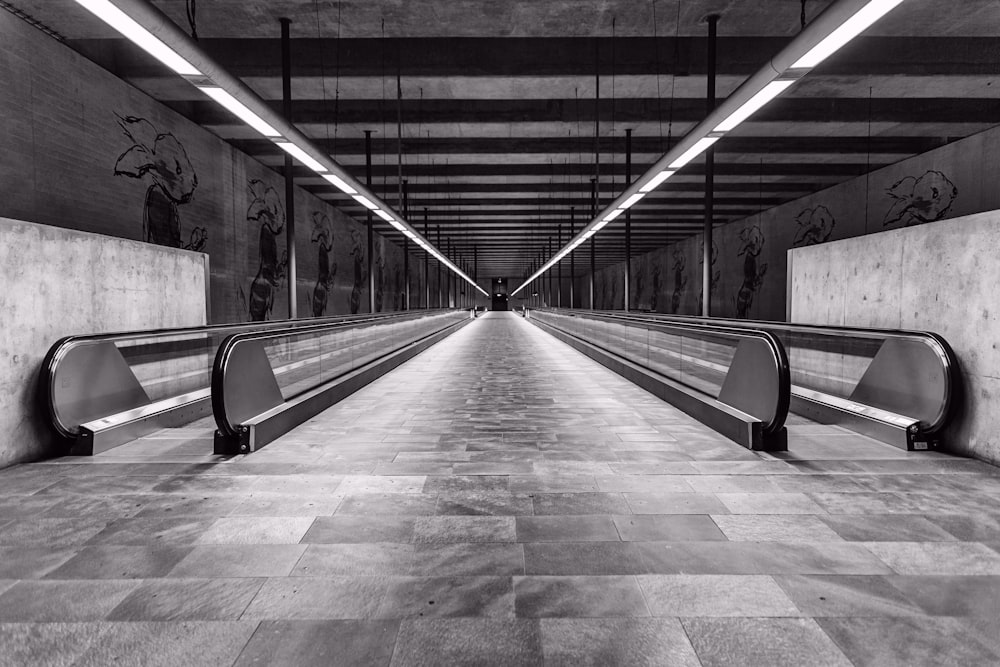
590,177 -> 597,310
423,210 -> 430,309
703,15 -> 719,317
569,207 -> 575,308
402,179 -> 410,310
280,18 -> 297,319
625,127 -> 632,312
436,224 -> 442,308
365,130 -> 375,313
557,223 -> 562,308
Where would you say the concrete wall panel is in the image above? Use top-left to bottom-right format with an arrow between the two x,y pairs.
789,210 -> 1000,465
0,217 -> 207,467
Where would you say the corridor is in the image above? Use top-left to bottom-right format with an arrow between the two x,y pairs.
1,312 -> 999,665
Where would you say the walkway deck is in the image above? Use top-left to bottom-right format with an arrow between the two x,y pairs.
2,311 -> 1000,665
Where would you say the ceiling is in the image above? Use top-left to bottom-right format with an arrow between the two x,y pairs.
8,0 -> 1000,281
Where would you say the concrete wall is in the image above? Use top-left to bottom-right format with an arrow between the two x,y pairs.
788,210 -> 1000,466
585,121 -> 1000,320
0,10 -> 422,324
0,217 -> 208,467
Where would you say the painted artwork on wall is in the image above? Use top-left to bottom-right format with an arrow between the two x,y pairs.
882,170 -> 958,228
671,248 -> 688,314
696,239 -> 720,314
113,114 -> 205,251
374,243 -> 386,312
734,224 -> 767,319
650,260 -> 662,312
349,228 -> 365,314
310,212 -> 336,317
246,179 -> 287,321
792,205 -> 836,247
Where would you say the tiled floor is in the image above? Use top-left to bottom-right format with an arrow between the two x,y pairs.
3,311 -> 1000,665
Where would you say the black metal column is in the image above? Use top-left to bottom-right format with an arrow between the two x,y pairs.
569,207 -> 575,308
624,128 -> 632,312
703,15 -> 719,317
436,224 -> 442,308
365,130 -> 375,313
590,177 -> 597,310
423,210 -> 430,309
280,18 -> 297,319
402,179 -> 410,310
557,223 -> 562,308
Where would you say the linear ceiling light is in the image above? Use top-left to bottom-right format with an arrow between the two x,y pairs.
668,137 -> 720,170
352,195 -> 379,210
321,173 -> 358,195
512,0 -> 910,298
73,0 -> 201,76
639,170 -> 675,193
792,0 -> 906,68
198,86 -> 281,137
713,79 -> 797,132
619,193 -> 645,210
76,0 -> 491,303
275,141 -> 327,173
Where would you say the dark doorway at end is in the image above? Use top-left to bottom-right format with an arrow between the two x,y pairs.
491,277 -> 510,311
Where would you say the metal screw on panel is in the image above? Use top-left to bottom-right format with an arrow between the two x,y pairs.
240,445 -> 248,452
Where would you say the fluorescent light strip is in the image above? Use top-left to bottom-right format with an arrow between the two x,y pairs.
639,170 -> 675,193
352,195 -> 379,210
403,230 -> 416,239
74,0 -> 202,76
619,193 -> 645,210
602,208 -> 624,223
713,79 -> 797,132
792,0 -> 906,68
321,173 -> 358,195
275,142 -> 327,173
374,209 -> 394,222
669,136 -> 720,170
198,86 -> 280,137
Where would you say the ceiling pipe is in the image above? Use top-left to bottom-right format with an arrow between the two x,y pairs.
78,0 -> 488,298
511,0 -> 906,296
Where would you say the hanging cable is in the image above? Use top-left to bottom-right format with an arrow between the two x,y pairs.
333,0 -> 342,158
652,0 -> 664,153
313,0 -> 331,149
667,0 -> 681,147
381,18 -> 388,197
185,0 -> 198,41
801,0 -> 808,30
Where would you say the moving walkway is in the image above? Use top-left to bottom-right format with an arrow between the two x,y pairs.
41,310 -> 470,455
525,308 -> 957,452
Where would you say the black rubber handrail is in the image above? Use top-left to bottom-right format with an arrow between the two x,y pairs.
530,308 -> 791,434
211,309 -> 468,441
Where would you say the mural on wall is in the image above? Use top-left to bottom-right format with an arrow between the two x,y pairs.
310,212 -> 336,317
113,114 -> 206,251
246,179 -> 287,321
650,261 -> 662,311
882,170 -> 958,228
670,249 -> 688,314
734,224 -> 767,319
696,240 -> 720,314
632,263 -> 646,310
349,228 -> 365,314
792,205 -> 836,247
374,244 -> 386,312
394,263 -> 404,310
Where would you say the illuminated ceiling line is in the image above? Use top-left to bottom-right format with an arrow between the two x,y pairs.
73,0 -> 489,297
510,0 -> 906,297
